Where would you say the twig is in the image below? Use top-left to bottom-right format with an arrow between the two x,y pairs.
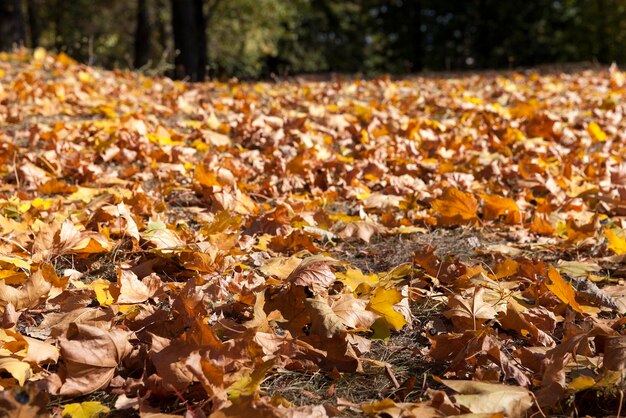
529,391 -> 547,418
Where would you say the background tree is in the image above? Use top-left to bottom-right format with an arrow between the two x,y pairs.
171,0 -> 207,81
134,0 -> 152,68
0,0 -> 26,51
25,0 -> 41,47
4,0 -> 626,78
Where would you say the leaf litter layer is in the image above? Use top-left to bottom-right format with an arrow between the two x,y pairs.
1,49 -> 626,417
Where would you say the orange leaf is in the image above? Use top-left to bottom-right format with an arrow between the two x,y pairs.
481,194 -> 521,224
431,187 -> 478,226
529,214 -> 554,235
546,265 -> 583,313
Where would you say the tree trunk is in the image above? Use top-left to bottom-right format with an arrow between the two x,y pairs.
135,0 -> 152,68
0,0 -> 26,51
406,0 -> 422,72
25,0 -> 40,47
171,0 -> 207,81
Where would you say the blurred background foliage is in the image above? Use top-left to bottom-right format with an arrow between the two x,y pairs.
2,0 -> 626,79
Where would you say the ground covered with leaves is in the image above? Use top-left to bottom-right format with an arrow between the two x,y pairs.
1,49 -> 626,417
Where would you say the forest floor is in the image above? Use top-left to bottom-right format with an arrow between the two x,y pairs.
1,48 -> 626,417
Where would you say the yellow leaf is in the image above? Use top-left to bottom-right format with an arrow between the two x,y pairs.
605,228 -> 626,255
227,359 -> 275,400
259,256 -> 302,280
68,187 -> 102,203
147,133 -> 181,146
77,71 -> 93,83
72,236 -> 113,254
546,265 -> 583,313
0,255 -> 30,271
336,268 -> 379,292
0,270 -> 27,285
328,213 -> 362,223
62,401 -> 110,418
568,375 -> 595,391
588,121 -> 607,142
367,287 -> 407,331
31,197 -> 55,210
89,279 -> 115,307
0,358 -> 31,386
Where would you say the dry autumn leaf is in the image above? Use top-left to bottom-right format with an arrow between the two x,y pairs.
52,324 -> 132,395
431,187 -> 478,226
545,265 -> 584,314
367,287 -> 407,331
481,194 -> 522,224
444,287 -> 497,330
440,379 -> 533,418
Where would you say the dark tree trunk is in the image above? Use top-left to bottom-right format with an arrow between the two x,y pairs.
25,0 -> 40,47
171,0 -> 207,81
0,0 -> 26,51
406,0 -> 422,72
135,0 -> 152,68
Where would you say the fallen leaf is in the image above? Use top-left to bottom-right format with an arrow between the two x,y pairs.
54,324 -> 132,395
545,265 -> 584,314
367,287 -> 407,331
62,401 -> 110,418
440,379 -> 532,418
444,287 -> 497,330
431,187 -> 478,226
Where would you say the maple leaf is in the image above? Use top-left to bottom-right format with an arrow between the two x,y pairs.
305,296 -> 347,339
605,228 -> 626,254
335,268 -> 379,292
481,194 -> 522,224
431,187 -> 478,226
498,301 -> 555,347
286,255 -> 337,292
227,359 -> 275,401
259,255 -> 302,280
329,293 -> 379,329
142,219 -> 184,252
367,287 -> 407,332
0,269 -> 52,313
545,265 -> 584,314
52,324 -> 132,395
439,379 -> 533,418
62,401 -> 110,418
336,221 -> 385,242
444,287 -> 497,330
116,269 -> 160,304
269,230 -> 321,254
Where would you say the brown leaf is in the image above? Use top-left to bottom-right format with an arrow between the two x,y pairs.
117,269 -> 159,304
286,255 -> 337,292
329,293 -> 378,329
54,324 -> 132,395
603,335 -> 626,372
0,269 -> 52,313
336,221 -> 385,243
444,287 -> 497,330
305,296 -> 346,339
440,379 -> 532,418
